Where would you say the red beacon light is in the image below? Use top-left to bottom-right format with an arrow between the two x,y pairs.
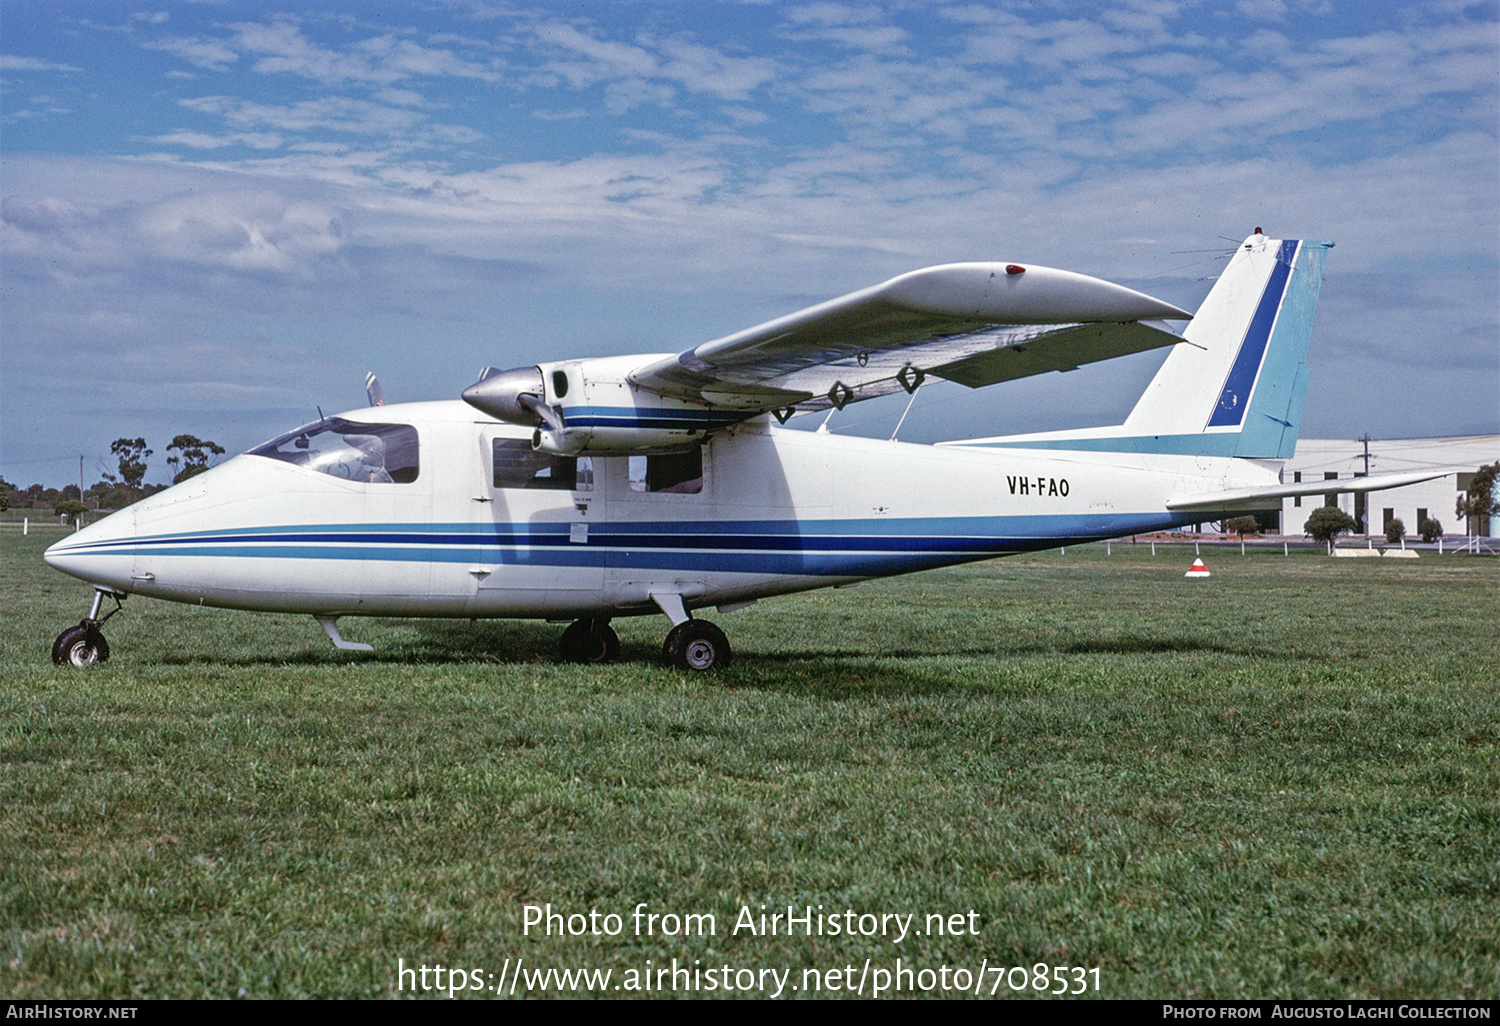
1005,264 -> 1026,275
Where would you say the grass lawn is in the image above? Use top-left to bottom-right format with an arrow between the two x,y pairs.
2,528 -> 1497,999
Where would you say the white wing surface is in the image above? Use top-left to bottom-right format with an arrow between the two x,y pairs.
629,262 -> 1192,414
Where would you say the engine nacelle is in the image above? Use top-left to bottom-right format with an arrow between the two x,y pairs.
463,354 -> 747,455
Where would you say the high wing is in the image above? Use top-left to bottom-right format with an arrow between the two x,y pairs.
629,262 -> 1192,415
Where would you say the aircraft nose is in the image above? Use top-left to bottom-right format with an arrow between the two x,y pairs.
43,509 -> 138,592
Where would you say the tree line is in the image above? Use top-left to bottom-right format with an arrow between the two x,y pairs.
0,434 -> 225,518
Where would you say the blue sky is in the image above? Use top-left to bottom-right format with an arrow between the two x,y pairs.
3,0 -> 1496,487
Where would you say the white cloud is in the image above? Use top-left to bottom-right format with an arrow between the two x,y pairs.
225,19 -> 499,85
534,23 -> 664,88
352,33 -> 501,82
531,21 -> 773,105
781,4 -> 908,54
230,20 -> 383,83
652,36 -> 776,98
373,86 -> 427,107
176,94 -> 479,149
1236,0 -> 1288,22
603,78 -> 677,114
138,192 -> 347,274
0,56 -> 82,73
2,188 -> 349,279
152,130 -> 284,150
143,35 -> 239,71
1101,2 -> 1184,35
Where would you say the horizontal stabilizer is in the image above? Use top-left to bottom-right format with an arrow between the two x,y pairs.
1165,470 -> 1451,513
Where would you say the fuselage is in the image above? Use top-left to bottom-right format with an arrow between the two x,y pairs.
44,400 -> 1265,620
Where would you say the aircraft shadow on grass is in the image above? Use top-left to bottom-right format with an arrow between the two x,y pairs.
148,618 -> 1302,676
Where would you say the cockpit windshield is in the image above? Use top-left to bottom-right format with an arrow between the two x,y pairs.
248,417 -> 419,483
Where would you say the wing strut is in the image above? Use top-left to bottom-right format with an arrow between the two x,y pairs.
890,378 -> 924,441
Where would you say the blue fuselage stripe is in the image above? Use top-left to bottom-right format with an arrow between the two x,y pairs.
48,512 -> 1229,577
560,406 -> 749,430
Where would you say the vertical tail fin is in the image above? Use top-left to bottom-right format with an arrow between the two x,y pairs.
1123,232 -> 1330,458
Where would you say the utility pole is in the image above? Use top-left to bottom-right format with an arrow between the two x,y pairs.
1356,434 -> 1374,537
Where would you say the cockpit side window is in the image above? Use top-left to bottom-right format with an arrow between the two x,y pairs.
249,418 -> 420,483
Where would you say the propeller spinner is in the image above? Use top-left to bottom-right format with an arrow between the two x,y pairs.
461,366 -> 554,428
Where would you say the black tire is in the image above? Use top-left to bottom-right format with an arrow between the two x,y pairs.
662,619 -> 731,671
52,623 -> 109,667
558,618 -> 621,663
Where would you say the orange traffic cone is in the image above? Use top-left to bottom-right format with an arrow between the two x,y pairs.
1185,558 -> 1211,578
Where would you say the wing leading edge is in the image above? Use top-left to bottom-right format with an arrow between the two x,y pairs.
629,261 -> 1192,415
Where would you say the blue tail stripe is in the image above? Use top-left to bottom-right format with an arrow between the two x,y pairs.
1207,240 -> 1298,428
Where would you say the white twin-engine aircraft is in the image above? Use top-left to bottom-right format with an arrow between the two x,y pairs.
45,231 -> 1440,669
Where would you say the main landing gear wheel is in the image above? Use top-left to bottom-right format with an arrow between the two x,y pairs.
662,619 -> 731,671
52,623 -> 110,667
558,618 -> 621,664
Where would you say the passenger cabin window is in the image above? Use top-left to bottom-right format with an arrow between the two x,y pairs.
629,449 -> 702,494
249,418 -> 419,483
492,438 -> 591,491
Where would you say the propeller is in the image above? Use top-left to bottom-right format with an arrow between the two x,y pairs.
517,393 -> 565,434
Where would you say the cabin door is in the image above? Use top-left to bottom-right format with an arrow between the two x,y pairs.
474,428 -> 605,592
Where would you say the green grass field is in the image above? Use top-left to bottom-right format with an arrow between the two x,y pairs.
3,528 -> 1497,999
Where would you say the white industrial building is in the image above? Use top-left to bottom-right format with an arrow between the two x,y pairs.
1275,435 -> 1499,539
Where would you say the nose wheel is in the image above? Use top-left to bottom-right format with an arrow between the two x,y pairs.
52,588 -> 124,667
52,623 -> 110,666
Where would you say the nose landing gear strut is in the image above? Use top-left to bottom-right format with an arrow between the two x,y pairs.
52,587 -> 125,667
